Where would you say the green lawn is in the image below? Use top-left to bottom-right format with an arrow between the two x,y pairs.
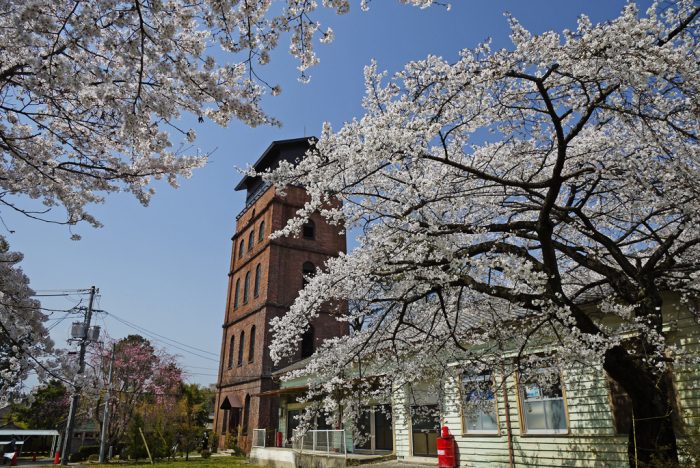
86,456 -> 259,468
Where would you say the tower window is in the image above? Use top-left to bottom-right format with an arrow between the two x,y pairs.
249,325 -> 256,363
258,221 -> 265,242
243,271 -> 250,304
254,264 -> 262,297
248,231 -> 254,251
227,335 -> 235,369
238,330 -> 245,366
301,325 -> 315,358
302,220 -> 315,240
233,279 -> 240,309
238,239 -> 245,258
302,262 -> 315,287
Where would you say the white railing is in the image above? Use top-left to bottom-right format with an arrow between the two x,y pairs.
293,429 -> 346,455
252,429 -> 266,448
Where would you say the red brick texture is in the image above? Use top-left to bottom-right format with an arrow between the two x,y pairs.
214,185 -> 348,452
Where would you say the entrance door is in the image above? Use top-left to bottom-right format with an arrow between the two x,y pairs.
287,409 -> 300,446
411,405 -> 439,457
353,406 -> 392,452
374,405 -> 393,451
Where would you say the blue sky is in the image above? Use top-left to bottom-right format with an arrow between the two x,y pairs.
9,0 -> 653,386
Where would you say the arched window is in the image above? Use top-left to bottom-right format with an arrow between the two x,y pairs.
258,221 -> 265,242
227,335 -> 235,369
302,220 -> 315,239
238,239 -> 245,258
238,330 -> 245,366
243,394 -> 251,435
249,325 -> 256,363
233,279 -> 240,309
302,262 -> 315,287
254,264 -> 262,297
248,230 -> 254,251
301,326 -> 315,358
243,271 -> 251,304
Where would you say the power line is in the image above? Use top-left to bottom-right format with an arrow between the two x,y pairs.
104,312 -> 219,362
105,311 -> 218,356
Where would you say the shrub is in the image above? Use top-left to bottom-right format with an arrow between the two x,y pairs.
68,445 -> 100,462
200,449 -> 211,459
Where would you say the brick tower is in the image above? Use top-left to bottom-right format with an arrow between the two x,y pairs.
214,138 -> 348,451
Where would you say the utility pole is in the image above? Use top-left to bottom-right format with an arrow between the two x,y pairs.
61,286 -> 98,465
99,345 -> 115,463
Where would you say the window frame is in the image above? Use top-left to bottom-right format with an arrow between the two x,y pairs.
302,220 -> 315,240
248,230 -> 254,251
248,325 -> 256,363
238,239 -> 245,258
302,261 -> 315,288
233,278 -> 240,309
258,221 -> 265,242
237,330 -> 245,367
227,335 -> 235,369
459,371 -> 500,436
243,271 -> 250,304
607,373 -> 632,435
300,325 -> 315,358
254,264 -> 261,298
517,368 -> 570,435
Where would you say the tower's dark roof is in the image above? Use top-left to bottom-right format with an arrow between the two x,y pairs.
234,137 -> 316,191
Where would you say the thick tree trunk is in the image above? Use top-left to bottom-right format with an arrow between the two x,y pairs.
605,346 -> 679,467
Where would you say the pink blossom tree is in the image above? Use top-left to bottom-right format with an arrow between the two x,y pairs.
87,335 -> 183,449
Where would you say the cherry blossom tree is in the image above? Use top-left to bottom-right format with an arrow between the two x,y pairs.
86,335 -> 183,448
0,237 -> 57,402
266,2 -> 700,465
0,0 -> 438,398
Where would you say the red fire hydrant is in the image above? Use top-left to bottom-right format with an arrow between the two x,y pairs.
436,426 -> 456,468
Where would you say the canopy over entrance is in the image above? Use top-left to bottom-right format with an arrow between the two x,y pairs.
220,395 -> 242,410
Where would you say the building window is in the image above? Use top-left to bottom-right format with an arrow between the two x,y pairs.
249,325 -> 256,363
238,239 -> 245,258
462,371 -> 498,434
238,331 -> 245,366
243,394 -> 251,435
227,335 -> 235,369
301,325 -> 314,358
607,374 -> 632,435
302,261 -> 315,287
254,264 -> 261,297
248,231 -> 254,251
519,369 -> 568,434
243,271 -> 250,304
258,221 -> 265,242
233,279 -> 240,309
302,220 -> 315,239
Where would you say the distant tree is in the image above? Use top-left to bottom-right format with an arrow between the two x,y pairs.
86,335 -> 182,450
10,381 -> 69,429
267,2 -> 700,466
175,384 -> 210,461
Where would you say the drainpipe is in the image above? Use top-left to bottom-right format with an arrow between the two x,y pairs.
501,370 -> 515,468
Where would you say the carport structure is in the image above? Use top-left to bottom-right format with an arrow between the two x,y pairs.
0,430 -> 61,458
